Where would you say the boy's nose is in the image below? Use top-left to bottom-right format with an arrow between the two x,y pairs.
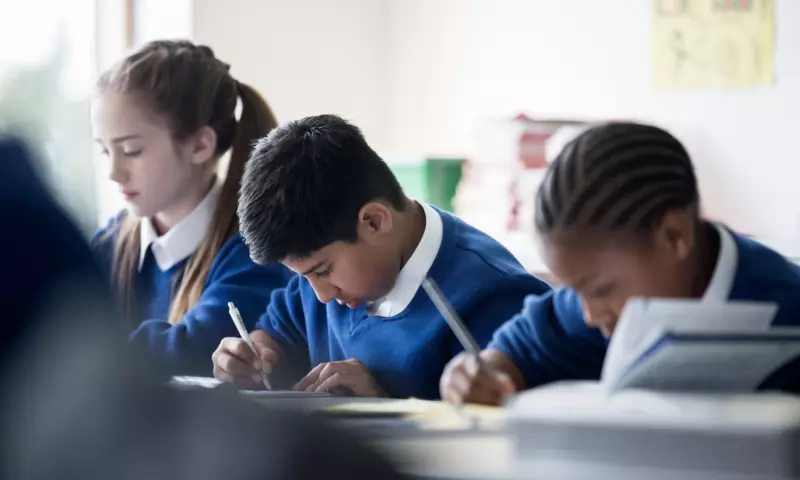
307,276 -> 337,304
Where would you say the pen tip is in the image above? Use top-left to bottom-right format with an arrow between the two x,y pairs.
227,302 -> 235,309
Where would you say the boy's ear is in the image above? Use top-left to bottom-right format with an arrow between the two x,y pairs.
652,209 -> 695,263
358,202 -> 394,236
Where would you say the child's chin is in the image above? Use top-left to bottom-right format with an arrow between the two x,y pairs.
124,202 -> 151,217
600,325 -> 616,338
334,299 -> 363,309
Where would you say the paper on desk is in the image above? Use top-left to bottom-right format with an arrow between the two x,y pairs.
601,299 -> 779,392
241,390 -> 332,398
169,377 -> 331,397
170,376 -> 223,389
324,398 -> 438,415
323,398 -> 505,430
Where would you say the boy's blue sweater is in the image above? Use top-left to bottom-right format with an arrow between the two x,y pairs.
257,209 -> 551,399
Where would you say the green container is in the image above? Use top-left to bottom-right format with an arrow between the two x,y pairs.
387,157 -> 464,213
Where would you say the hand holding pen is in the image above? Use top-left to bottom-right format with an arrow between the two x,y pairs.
422,277 -> 517,406
210,302 -> 281,390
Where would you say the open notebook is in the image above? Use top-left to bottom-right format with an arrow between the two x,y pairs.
601,299 -> 800,393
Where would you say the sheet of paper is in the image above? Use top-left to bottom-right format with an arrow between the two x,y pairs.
652,0 -> 775,91
169,377 -> 332,398
602,299 -> 779,390
323,398 -> 505,430
170,376 -> 222,389
241,390 -> 332,398
323,398 -> 440,415
614,333 -> 800,392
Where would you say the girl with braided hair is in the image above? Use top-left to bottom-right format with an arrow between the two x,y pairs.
441,122 -> 800,405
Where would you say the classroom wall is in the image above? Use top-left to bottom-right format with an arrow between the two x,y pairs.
192,0 -> 390,151
134,0 -> 193,45
386,0 -> 800,246
180,0 -> 800,247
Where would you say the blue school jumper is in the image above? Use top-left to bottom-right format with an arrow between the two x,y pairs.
256,208 -> 551,399
92,214 -> 294,376
489,227 -> 800,392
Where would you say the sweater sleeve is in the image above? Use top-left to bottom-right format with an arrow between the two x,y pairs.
129,235 -> 294,376
453,274 -> 551,357
254,275 -> 314,387
488,288 -> 608,388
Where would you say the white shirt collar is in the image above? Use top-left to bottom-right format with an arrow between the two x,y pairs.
139,178 -> 222,272
702,222 -> 738,302
369,202 -> 444,317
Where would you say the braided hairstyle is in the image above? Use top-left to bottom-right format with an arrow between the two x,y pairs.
535,122 -> 699,238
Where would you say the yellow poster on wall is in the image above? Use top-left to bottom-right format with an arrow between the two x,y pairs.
652,0 -> 775,91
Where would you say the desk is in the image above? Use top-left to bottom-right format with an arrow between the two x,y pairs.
246,387 -> 800,480
369,430 -> 513,479
251,395 -> 518,479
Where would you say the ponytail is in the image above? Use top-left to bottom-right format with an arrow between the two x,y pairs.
166,82 -> 278,324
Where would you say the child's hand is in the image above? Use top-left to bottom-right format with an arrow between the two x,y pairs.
440,353 -> 516,406
212,330 -> 281,390
293,358 -> 385,397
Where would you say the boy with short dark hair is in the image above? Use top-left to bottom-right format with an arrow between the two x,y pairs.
212,114 -> 550,399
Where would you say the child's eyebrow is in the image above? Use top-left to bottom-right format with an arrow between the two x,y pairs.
111,134 -> 142,143
301,260 -> 327,276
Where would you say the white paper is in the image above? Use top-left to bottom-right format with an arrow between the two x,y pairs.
241,390 -> 332,398
169,376 -> 333,397
602,299 -> 780,392
170,376 -> 223,389
614,332 -> 800,392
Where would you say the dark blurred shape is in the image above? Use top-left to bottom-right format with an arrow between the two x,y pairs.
0,136 -> 405,480
0,135 -> 112,363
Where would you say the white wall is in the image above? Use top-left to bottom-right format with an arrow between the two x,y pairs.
134,0 -> 193,46
387,0 -> 800,244
192,0 -> 390,150
158,0 -> 800,245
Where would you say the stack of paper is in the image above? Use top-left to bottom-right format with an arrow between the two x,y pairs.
601,299 -> 800,393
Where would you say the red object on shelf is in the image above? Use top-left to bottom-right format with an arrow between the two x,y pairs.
515,115 -> 586,169
519,131 -> 552,169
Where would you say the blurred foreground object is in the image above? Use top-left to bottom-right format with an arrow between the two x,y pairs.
0,136 -> 405,480
509,381 -> 800,480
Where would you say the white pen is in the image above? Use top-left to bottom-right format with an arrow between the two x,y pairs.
227,302 -> 272,391
421,277 -> 481,426
421,277 -> 481,356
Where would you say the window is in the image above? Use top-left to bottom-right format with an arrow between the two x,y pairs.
0,0 -> 98,233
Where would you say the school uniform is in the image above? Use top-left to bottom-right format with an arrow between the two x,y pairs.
488,223 -> 800,392
92,179 -> 294,376
258,202 -> 551,399
0,140 -> 403,480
